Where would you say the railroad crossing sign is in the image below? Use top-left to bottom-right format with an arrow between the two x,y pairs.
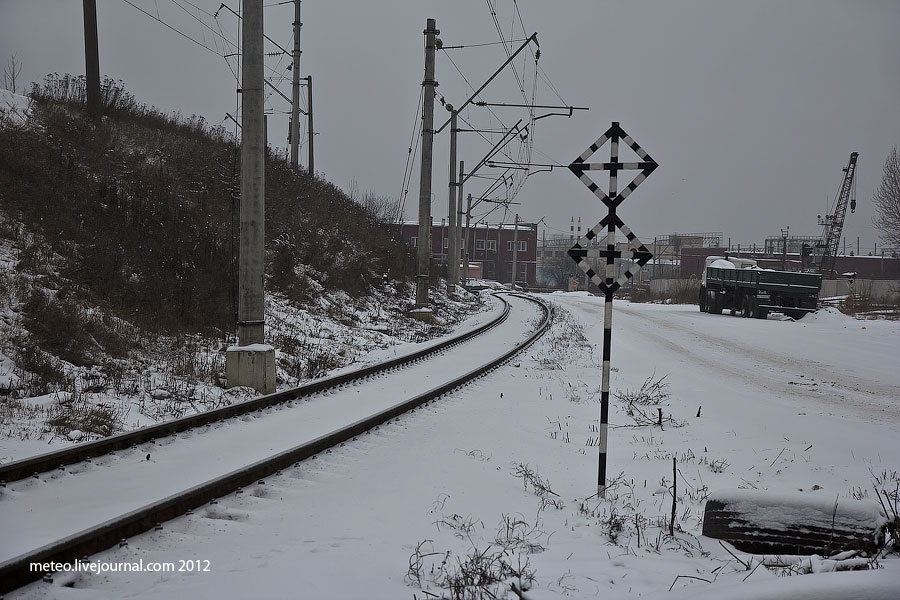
567,121 -> 658,498
568,122 -> 658,294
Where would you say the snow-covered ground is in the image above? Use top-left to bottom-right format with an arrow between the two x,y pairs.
0,88 -> 33,124
6,294 -> 900,599
0,296 -> 521,563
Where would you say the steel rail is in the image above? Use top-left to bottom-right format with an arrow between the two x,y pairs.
0,296 -> 512,484
0,293 -> 550,594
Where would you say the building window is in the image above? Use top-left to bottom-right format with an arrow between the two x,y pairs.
475,240 -> 485,250
443,238 -> 449,249
507,240 -> 527,252
486,240 -> 497,251
410,236 -> 418,248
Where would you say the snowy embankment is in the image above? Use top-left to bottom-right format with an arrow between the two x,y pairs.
0,88 -> 32,124
8,294 -> 899,599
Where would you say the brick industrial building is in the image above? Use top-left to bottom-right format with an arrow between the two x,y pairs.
399,220 -> 538,286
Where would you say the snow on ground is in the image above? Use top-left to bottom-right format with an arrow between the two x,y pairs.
0,88 -> 33,125
0,211 -> 486,461
6,294 -> 900,599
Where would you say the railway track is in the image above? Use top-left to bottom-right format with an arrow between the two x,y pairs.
0,293 -> 551,594
1,295 -> 512,484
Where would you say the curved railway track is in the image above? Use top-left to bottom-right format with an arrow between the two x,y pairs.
1,295 -> 513,484
0,293 -> 551,594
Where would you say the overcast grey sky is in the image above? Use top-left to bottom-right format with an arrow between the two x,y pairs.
2,1 -> 898,252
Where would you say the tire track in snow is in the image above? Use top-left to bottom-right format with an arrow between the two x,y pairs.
613,303 -> 900,424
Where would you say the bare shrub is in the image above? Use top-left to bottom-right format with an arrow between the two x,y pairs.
615,372 -> 670,406
407,519 -> 539,600
512,462 -> 564,510
0,397 -> 46,431
14,345 -> 70,394
637,278 -> 701,304
532,304 -> 595,370
22,290 -> 133,366
45,398 -> 127,439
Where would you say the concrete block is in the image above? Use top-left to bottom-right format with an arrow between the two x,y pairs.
226,344 -> 276,394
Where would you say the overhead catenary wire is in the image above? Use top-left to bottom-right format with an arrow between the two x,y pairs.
397,85 -> 425,222
439,38 -> 530,50
485,0 -> 530,106
121,0 -> 304,146
120,0 -> 224,55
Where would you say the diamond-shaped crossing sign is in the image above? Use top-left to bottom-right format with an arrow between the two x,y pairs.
568,122 -> 658,296
568,121 -> 658,210
569,215 -> 653,295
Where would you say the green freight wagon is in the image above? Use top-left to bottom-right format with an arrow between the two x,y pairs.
699,257 -> 822,320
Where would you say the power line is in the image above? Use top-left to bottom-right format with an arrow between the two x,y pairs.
485,0 -> 529,105
440,48 -> 512,133
398,85 -> 425,221
120,0 -> 223,55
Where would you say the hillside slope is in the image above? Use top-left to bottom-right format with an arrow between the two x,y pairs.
0,79 -> 474,452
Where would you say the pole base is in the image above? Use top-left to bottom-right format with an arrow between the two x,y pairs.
408,307 -> 438,324
226,344 -> 276,394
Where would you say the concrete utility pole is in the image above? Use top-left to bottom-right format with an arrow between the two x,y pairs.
463,192 -> 473,285
415,18 -> 439,307
226,0 -> 275,394
238,0 -> 266,347
306,75 -> 314,174
289,0 -> 302,169
446,107 -> 459,289
510,213 -> 519,288
455,159 -> 465,283
82,0 -> 101,118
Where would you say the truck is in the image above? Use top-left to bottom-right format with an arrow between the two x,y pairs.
698,256 -> 823,319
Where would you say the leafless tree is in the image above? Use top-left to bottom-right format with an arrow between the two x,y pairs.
3,55 -> 22,93
348,177 -> 401,224
540,251 -> 580,289
872,146 -> 900,249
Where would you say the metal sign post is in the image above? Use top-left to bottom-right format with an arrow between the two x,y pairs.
567,122 -> 658,498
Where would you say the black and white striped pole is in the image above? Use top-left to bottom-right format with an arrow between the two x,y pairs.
567,122 -> 657,498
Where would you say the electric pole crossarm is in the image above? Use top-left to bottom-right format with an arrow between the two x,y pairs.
461,120 -> 523,186
264,79 -> 293,104
434,32 -> 539,134
216,3 -> 291,56
472,171 -> 513,207
474,101 -> 589,121
474,102 -> 588,111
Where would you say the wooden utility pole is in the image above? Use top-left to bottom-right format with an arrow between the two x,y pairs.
289,0 -> 302,169
83,0 -> 101,118
415,18 -> 439,307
